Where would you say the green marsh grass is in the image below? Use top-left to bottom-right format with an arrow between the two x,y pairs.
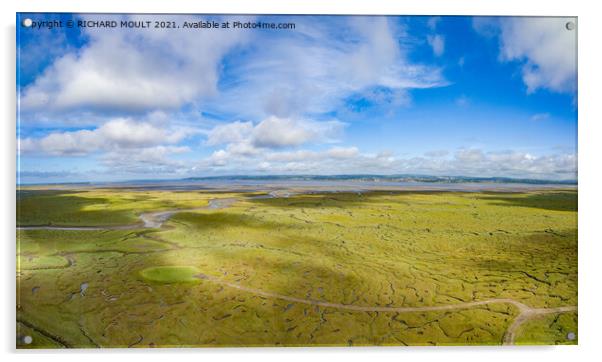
16,189 -> 577,347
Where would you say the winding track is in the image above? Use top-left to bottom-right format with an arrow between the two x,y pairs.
195,272 -> 576,345
18,195 -> 577,345
501,305 -> 577,345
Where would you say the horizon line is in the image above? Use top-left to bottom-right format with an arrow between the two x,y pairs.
16,173 -> 578,186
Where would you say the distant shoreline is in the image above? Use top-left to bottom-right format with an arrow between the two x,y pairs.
16,174 -> 577,188
17,179 -> 577,193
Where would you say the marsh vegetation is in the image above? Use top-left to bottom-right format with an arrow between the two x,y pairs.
16,187 -> 577,347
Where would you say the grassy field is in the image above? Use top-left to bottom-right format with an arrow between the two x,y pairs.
16,188 -> 577,347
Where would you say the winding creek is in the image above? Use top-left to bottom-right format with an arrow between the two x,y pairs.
17,197 -> 242,231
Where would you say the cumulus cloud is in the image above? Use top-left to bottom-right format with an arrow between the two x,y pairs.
19,117 -> 189,156
20,14 -> 249,113
205,121 -> 254,146
474,17 -> 576,94
205,116 -> 346,162
253,117 -> 344,148
499,17 -> 576,93
253,117 -> 314,148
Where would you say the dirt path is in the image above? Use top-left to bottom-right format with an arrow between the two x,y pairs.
196,272 -> 576,345
502,305 -> 577,345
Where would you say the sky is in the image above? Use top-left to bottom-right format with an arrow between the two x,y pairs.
17,14 -> 578,183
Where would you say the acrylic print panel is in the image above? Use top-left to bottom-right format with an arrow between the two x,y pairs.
16,13 -> 577,348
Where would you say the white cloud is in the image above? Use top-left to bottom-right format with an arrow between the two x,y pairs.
499,17 -> 576,93
18,15 -> 449,179
19,129 -> 102,156
204,147 -> 393,174
200,144 -> 575,180
19,117 -> 189,156
18,15 -> 576,182
205,116 -> 346,158
20,14 -> 249,113
21,15 -> 446,124
264,150 -> 320,163
455,148 -> 486,163
474,17 -> 577,94
208,149 -> 230,167
204,115 -> 348,167
326,146 -> 360,159
208,16 -> 447,120
101,145 -> 191,175
205,121 -> 254,146
252,116 -> 344,148
398,149 -> 576,180
253,117 -> 316,148
97,118 -> 185,147
427,35 -> 445,57
264,147 -> 359,163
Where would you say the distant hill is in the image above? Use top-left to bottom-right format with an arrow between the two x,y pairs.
18,174 -> 577,186
181,174 -> 577,185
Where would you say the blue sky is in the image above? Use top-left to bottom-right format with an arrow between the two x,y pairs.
17,14 -> 577,183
